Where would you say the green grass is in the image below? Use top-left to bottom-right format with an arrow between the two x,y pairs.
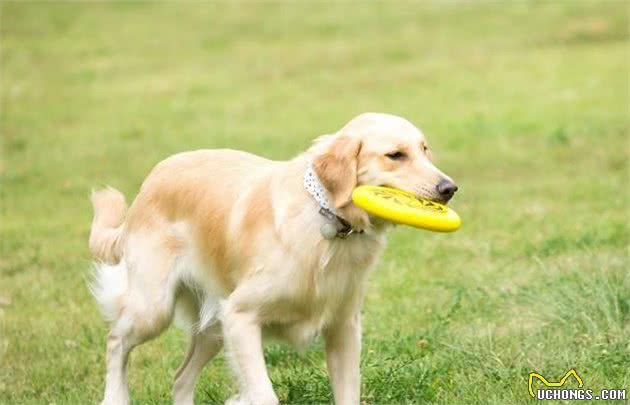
1,2 -> 628,404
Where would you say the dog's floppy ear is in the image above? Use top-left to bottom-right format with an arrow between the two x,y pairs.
313,134 -> 362,209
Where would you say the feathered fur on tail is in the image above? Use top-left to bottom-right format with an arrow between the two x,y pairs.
89,187 -> 126,264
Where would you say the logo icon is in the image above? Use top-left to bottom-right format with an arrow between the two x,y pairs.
528,369 -> 583,398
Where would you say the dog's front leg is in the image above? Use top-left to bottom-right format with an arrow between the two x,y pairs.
222,305 -> 278,405
325,312 -> 361,405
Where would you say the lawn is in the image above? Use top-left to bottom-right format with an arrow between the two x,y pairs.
1,2 -> 628,404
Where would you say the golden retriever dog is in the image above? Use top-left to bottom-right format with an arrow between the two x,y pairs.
89,112 -> 457,405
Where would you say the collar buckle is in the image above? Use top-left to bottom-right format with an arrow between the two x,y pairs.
337,226 -> 355,239
307,164 -> 363,239
318,207 -> 362,239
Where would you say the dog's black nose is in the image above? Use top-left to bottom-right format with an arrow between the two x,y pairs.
436,179 -> 458,200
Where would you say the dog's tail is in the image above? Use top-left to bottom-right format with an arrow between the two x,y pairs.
89,187 -> 127,264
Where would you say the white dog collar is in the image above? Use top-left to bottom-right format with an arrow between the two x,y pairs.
303,164 -> 361,239
304,163 -> 334,212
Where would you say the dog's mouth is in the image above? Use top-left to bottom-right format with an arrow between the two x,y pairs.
413,188 -> 453,205
429,196 -> 450,205
379,184 -> 449,205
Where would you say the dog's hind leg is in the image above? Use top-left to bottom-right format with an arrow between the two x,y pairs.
173,323 -> 223,405
93,232 -> 183,405
101,314 -> 135,405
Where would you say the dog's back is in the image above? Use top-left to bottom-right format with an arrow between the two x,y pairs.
89,149 -> 275,264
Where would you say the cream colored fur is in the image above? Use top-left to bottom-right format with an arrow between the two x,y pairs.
89,113 -> 455,405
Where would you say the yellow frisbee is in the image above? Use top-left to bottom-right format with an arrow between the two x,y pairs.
351,185 -> 461,232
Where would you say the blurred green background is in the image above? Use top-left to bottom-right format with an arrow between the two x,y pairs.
1,2 -> 628,404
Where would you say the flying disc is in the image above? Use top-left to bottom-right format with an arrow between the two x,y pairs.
351,185 -> 461,232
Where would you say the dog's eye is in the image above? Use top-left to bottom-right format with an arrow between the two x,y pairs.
385,151 -> 406,160
422,144 -> 429,152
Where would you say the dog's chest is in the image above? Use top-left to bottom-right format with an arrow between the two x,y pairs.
266,235 -> 385,347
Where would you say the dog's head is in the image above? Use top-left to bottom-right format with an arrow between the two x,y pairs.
312,113 -> 457,224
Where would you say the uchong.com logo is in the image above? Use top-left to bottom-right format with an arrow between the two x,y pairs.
528,369 -> 626,401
